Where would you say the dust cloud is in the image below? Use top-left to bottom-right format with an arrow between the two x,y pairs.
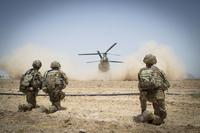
0,42 -> 186,80
111,42 -> 186,80
0,44 -> 74,79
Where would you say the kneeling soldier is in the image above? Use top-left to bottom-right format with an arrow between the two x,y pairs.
19,60 -> 43,112
43,61 -> 68,113
137,54 -> 170,125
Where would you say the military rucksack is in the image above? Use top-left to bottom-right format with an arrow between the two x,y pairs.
19,69 -> 41,92
44,70 -> 65,91
139,66 -> 169,91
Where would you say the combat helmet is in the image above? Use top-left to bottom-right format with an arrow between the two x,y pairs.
143,54 -> 157,65
32,60 -> 42,69
50,61 -> 61,69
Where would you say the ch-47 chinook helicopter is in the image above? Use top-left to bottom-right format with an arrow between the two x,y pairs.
78,43 -> 123,72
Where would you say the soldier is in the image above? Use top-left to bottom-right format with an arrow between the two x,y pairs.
42,61 -> 68,113
137,54 -> 170,125
18,60 -> 43,112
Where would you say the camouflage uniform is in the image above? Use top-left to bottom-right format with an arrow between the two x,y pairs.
138,54 -> 170,123
43,61 -> 68,113
19,60 -> 43,111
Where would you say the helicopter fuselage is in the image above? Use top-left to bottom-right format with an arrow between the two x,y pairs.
98,54 -> 110,72
78,43 -> 122,72
98,60 -> 109,72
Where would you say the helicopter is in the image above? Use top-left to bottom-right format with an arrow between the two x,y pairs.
78,43 -> 123,72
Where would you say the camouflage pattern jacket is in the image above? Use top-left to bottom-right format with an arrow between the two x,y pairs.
43,69 -> 68,93
138,66 -> 170,91
20,68 -> 43,92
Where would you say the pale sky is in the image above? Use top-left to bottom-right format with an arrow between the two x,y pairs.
0,0 -> 200,77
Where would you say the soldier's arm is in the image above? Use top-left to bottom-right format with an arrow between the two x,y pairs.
160,70 -> 167,81
138,68 -> 143,81
41,71 -> 49,88
38,72 -> 43,80
160,70 -> 171,88
138,69 -> 143,90
38,72 -> 44,89
138,72 -> 140,81
41,71 -> 48,93
61,72 -> 68,85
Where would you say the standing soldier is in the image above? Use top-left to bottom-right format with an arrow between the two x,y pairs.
137,54 -> 170,125
19,60 -> 43,112
42,61 -> 68,113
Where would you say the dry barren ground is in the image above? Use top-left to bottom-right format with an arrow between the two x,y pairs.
0,79 -> 200,133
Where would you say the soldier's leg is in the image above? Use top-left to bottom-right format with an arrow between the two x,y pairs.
47,90 -> 66,113
26,92 -> 34,107
151,100 -> 166,125
54,101 -> 61,109
53,91 -> 66,110
47,92 -> 59,113
20,92 -> 34,111
139,91 -> 147,113
33,89 -> 39,107
153,99 -> 167,120
54,101 -> 66,110
158,100 -> 167,119
153,90 -> 167,120
49,92 -> 56,106
32,91 -> 38,107
26,91 -> 37,108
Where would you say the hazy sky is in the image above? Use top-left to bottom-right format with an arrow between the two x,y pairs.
0,0 -> 200,77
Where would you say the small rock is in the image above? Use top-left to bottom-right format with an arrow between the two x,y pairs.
79,129 -> 86,133
64,118 -> 71,123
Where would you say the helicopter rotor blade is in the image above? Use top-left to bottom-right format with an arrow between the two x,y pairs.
97,51 -> 102,59
78,53 -> 98,55
86,61 -> 100,63
109,61 -> 123,63
106,53 -> 120,56
105,43 -> 117,53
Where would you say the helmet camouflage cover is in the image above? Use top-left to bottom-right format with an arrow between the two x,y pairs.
32,60 -> 42,69
50,61 -> 61,69
143,54 -> 157,65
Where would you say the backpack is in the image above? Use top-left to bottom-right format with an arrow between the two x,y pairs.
139,67 -> 169,91
19,69 -> 41,92
20,69 -> 33,87
44,70 -> 65,91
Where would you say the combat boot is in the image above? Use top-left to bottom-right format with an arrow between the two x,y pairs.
142,110 -> 154,123
152,115 -> 164,125
18,103 -> 33,112
55,101 -> 66,110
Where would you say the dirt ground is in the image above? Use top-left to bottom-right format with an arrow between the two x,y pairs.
0,79 -> 200,133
